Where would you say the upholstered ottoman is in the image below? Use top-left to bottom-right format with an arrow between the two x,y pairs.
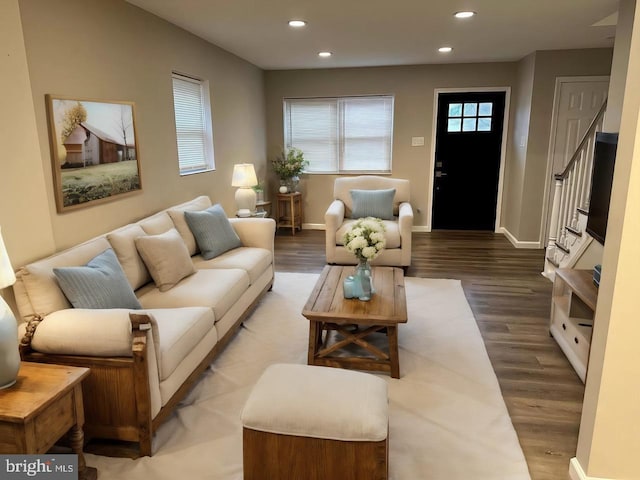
241,363 -> 389,480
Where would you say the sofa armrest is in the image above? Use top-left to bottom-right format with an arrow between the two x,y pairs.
325,200 -> 345,232
28,309 -> 136,357
325,200 -> 345,264
398,202 -> 414,239
229,218 -> 276,253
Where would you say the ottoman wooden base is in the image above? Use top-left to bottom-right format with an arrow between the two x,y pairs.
243,428 -> 388,480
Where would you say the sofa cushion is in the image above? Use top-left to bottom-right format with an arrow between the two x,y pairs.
139,212 -> 174,236
137,269 -> 249,321
192,247 -> 271,285
350,188 -> 396,220
336,219 -> 401,249
148,307 -> 216,381
167,196 -> 212,255
184,204 -> 242,260
135,228 -> 196,292
107,224 -> 151,290
53,249 -> 142,309
15,237 -> 112,317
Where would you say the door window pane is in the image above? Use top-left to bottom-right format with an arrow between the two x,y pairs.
448,103 -> 462,117
479,102 -> 493,116
462,118 -> 476,131
477,118 -> 492,131
463,103 -> 477,117
447,118 -> 462,132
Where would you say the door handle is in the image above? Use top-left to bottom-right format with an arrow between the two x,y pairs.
435,171 -> 448,178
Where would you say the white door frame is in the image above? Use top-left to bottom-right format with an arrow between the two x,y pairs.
538,75 -> 610,246
427,87 -> 511,232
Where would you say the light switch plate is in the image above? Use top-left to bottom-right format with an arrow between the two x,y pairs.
411,136 -> 425,147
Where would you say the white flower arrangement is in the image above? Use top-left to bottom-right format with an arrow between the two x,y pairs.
343,217 -> 387,261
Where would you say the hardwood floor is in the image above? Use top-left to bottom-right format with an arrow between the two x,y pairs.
274,229 -> 584,480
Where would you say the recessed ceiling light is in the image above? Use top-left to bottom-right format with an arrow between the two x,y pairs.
454,11 -> 476,18
438,47 -> 453,53
318,51 -> 332,58
288,20 -> 307,27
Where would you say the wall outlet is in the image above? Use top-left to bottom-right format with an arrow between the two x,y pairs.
411,136 -> 425,147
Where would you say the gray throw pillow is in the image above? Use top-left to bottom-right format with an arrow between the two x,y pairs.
350,188 -> 396,220
53,248 -> 142,309
184,204 -> 242,260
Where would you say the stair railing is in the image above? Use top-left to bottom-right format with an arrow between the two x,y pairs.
545,100 -> 607,266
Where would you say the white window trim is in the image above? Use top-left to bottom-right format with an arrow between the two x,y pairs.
283,95 -> 394,175
172,72 -> 215,175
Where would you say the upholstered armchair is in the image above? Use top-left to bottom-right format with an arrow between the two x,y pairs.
325,176 -> 413,267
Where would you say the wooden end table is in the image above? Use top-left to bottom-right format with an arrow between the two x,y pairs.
276,192 -> 302,235
0,362 -> 97,480
303,265 -> 408,378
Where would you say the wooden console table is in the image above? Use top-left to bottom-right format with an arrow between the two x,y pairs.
0,362 -> 97,480
550,268 -> 597,383
276,192 -> 302,235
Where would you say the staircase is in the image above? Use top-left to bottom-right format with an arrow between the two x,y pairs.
543,100 -> 607,279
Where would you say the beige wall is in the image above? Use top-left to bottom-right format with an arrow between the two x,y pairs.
265,52 -> 612,241
503,53 -> 536,239
16,0 -> 266,253
575,0 -> 640,477
265,63 -> 518,228
522,49 -> 613,242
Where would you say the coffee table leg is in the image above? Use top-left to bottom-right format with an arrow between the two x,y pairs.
388,326 -> 400,379
308,321 -> 321,365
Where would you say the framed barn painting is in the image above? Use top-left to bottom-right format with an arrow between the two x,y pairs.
45,95 -> 142,212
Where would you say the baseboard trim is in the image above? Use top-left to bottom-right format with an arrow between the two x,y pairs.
302,224 -> 431,232
569,457 -> 611,480
500,227 -> 543,249
302,223 -> 325,230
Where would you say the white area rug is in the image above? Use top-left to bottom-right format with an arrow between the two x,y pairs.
87,272 -> 531,479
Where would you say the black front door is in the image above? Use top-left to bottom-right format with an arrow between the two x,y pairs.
432,91 -> 506,230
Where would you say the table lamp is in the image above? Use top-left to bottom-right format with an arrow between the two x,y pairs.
0,227 -> 20,389
232,163 -> 258,217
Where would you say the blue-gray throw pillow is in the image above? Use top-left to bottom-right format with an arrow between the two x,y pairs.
350,188 -> 396,220
53,248 -> 142,309
184,204 -> 242,260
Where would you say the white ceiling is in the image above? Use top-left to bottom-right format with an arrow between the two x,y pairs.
126,0 -> 619,70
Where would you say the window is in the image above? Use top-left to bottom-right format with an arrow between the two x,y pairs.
447,101 -> 493,133
172,73 -> 215,175
284,96 -> 394,173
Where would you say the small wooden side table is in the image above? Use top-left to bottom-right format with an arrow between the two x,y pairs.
276,192 -> 302,235
0,362 -> 97,480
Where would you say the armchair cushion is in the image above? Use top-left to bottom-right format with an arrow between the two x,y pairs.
350,188 -> 395,220
53,248 -> 142,310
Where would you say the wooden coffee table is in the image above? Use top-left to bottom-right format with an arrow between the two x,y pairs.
303,265 -> 407,378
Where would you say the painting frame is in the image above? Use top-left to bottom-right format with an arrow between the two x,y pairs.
45,94 -> 143,213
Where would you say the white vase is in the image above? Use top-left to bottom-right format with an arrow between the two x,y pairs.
0,297 -> 20,389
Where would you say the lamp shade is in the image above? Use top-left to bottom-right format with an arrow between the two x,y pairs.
231,164 -> 258,188
0,227 -> 16,290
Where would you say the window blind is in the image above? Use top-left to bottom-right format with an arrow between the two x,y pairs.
284,96 -> 393,174
172,74 -> 214,174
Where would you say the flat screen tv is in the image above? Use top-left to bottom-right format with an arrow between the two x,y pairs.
586,132 -> 618,245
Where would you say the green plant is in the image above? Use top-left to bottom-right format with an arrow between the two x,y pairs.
271,147 -> 308,179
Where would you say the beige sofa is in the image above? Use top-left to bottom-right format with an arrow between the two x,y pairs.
14,196 -> 275,456
325,176 -> 413,267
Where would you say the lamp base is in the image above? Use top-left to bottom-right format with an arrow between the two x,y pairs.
235,187 -> 257,214
236,208 -> 252,218
0,297 -> 20,390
